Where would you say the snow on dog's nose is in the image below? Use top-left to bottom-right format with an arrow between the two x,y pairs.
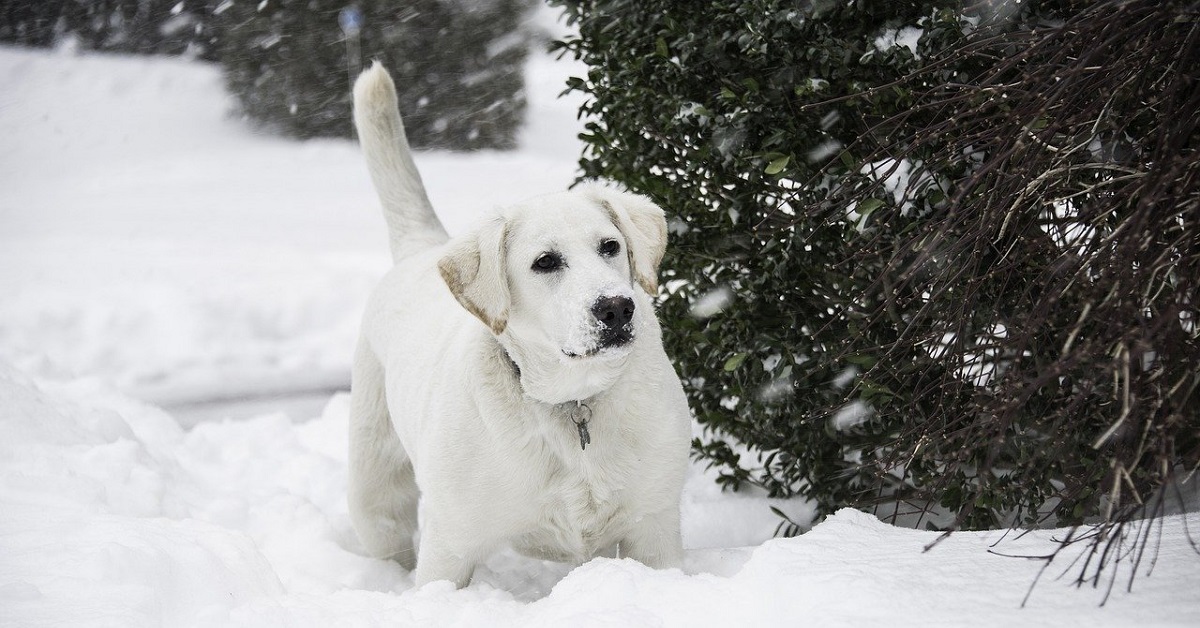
592,295 -> 635,348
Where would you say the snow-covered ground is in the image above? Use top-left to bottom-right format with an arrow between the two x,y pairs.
1,11 -> 1198,626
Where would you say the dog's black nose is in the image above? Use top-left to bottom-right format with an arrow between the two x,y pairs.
592,296 -> 635,330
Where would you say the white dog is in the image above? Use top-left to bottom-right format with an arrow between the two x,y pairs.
347,62 -> 691,587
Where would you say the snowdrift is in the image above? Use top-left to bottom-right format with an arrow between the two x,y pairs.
2,365 -> 1198,626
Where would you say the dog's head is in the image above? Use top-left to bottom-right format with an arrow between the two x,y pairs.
438,183 -> 667,404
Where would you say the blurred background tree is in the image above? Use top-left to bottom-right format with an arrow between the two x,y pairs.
216,0 -> 533,146
0,0 -> 221,56
0,0 -> 535,149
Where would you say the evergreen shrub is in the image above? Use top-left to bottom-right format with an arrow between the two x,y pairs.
216,0 -> 533,147
550,0 -> 1198,563
1,0 -> 534,149
0,0 -> 222,58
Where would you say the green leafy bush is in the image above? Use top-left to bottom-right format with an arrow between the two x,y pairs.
550,0 -> 1198,551
216,0 -> 533,147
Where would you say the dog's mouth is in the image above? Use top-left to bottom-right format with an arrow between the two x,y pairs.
563,329 -> 634,359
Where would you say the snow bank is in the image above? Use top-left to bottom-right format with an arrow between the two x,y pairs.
2,366 -> 1197,626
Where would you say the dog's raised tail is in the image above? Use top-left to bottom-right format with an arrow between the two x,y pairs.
353,62 -> 448,262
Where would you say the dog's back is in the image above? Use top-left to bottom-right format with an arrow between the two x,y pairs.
353,62 -> 449,261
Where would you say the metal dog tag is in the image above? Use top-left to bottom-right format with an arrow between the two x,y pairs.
573,401 -> 592,451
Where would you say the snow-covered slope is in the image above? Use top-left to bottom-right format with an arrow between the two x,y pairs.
1,20 -> 1198,627
2,365 -> 1197,626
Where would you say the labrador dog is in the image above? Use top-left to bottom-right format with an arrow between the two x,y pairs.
347,62 -> 691,588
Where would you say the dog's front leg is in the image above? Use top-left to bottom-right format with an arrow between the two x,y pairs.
619,507 -> 684,570
412,521 -> 487,588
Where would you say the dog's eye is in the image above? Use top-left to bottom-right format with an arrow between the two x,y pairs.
532,252 -> 563,273
599,239 -> 621,257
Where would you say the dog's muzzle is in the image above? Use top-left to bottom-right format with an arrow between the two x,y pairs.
592,295 -> 635,349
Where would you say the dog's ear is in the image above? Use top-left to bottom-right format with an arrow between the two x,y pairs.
586,184 -> 668,294
438,216 -> 510,334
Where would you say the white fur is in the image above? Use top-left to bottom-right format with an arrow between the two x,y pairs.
347,63 -> 691,587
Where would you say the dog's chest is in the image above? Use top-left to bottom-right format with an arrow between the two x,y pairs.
516,450 -> 632,561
